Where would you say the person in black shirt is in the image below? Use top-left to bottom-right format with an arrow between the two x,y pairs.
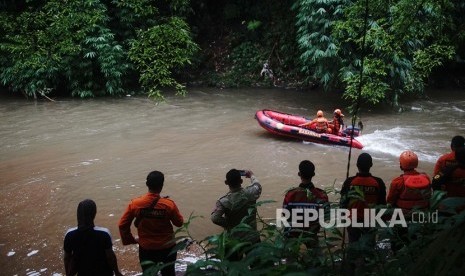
63,199 -> 123,276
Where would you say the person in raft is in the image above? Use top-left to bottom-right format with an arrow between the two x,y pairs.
300,110 -> 331,133
332,108 -> 345,135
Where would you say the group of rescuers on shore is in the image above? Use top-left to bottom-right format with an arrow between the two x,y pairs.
63,119 -> 465,275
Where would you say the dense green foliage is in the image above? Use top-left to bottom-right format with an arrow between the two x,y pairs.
294,0 -> 462,106
293,0 -> 347,89
1,0 -> 464,103
0,0 -> 127,97
128,17 -> 199,99
0,0 -> 197,98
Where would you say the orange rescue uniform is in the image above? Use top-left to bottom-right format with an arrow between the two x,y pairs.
315,117 -> 328,132
119,192 -> 183,250
434,151 -> 457,175
433,164 -> 465,198
340,173 -> 386,219
332,116 -> 344,135
387,171 -> 431,214
283,183 -> 329,237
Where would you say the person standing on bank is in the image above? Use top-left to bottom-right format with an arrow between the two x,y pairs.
340,153 -> 386,243
387,150 -> 432,213
387,150 -> 431,252
433,147 -> 465,214
63,199 -> 123,276
434,135 -> 465,175
119,171 -> 184,276
283,160 -> 329,249
211,169 -> 262,260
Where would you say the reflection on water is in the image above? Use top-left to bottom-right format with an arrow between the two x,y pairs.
0,88 -> 464,275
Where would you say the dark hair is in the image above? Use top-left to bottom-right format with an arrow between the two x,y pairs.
451,135 -> 465,149
77,199 -> 96,230
357,153 -> 373,171
226,169 -> 242,187
146,171 -> 164,191
299,160 -> 315,179
456,147 -> 465,165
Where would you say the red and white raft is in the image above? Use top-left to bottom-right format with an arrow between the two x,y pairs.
255,109 -> 364,149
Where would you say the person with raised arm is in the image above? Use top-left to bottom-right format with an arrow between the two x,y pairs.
211,169 -> 262,261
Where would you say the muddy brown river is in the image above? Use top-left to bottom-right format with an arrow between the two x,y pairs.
1,87 -> 464,275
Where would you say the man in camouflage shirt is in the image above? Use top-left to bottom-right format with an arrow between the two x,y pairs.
211,169 -> 262,260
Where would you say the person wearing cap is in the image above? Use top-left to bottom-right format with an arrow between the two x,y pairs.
282,160 -> 329,250
118,171 -> 184,276
340,153 -> 386,243
64,199 -> 123,276
332,108 -> 345,135
211,169 -> 262,260
387,150 -> 431,252
434,135 -> 465,175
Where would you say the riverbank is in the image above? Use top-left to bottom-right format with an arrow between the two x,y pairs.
114,243 -> 205,276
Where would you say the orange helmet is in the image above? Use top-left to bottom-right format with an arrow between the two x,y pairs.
334,109 -> 344,117
317,110 -> 324,117
399,150 -> 418,171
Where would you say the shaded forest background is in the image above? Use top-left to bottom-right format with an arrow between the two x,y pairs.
1,0 -> 464,106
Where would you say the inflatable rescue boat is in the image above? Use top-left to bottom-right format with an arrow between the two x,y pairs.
255,109 -> 364,149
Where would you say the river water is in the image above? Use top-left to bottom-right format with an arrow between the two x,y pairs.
1,87 -> 464,275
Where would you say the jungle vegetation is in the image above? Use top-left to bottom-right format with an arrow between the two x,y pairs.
1,0 -> 464,106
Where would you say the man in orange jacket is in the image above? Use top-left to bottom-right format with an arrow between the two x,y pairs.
332,109 -> 345,135
119,171 -> 184,276
300,110 -> 332,133
387,150 -> 431,214
433,147 -> 465,214
434,135 -> 465,175
387,150 -> 431,252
